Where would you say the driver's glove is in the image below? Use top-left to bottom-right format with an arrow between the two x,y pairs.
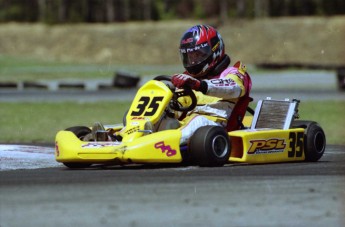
171,74 -> 201,90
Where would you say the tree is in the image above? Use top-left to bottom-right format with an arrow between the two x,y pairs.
106,0 -> 115,22
254,0 -> 269,17
142,0 -> 151,20
58,0 -> 67,22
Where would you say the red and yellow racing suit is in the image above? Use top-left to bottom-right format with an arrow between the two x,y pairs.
179,61 -> 252,144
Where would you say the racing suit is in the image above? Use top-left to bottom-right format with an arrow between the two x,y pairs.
178,60 -> 252,145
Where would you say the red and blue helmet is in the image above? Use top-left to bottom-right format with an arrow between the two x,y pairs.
179,25 -> 225,77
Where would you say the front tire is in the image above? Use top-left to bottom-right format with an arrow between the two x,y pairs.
189,126 -> 231,167
65,126 -> 91,140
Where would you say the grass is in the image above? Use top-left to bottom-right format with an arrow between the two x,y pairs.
297,101 -> 345,145
0,101 -> 130,144
1,100 -> 344,145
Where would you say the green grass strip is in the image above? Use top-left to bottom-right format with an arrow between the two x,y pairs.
0,100 -> 344,145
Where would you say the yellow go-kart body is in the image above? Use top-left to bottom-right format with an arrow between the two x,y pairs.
55,79 -> 326,168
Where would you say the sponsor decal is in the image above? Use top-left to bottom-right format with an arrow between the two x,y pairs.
154,141 -> 176,157
210,78 -> 236,87
212,41 -> 220,51
248,138 -> 286,154
125,126 -> 140,135
181,37 -> 194,44
131,116 -> 145,120
180,43 -> 208,53
55,141 -> 60,157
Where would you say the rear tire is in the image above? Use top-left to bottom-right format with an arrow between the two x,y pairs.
291,120 -> 326,162
189,126 -> 231,167
63,126 -> 93,169
304,123 -> 326,161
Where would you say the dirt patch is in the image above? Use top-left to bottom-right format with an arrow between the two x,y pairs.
0,17 -> 344,67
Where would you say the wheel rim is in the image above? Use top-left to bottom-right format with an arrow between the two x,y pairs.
314,131 -> 325,153
211,135 -> 229,158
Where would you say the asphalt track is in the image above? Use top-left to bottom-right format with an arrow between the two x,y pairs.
0,144 -> 344,227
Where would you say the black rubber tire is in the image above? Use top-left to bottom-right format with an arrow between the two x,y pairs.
304,122 -> 326,161
189,126 -> 231,167
291,120 -> 326,162
65,126 -> 91,140
63,126 -> 93,169
123,109 -> 129,126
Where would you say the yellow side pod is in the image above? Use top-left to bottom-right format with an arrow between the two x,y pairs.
229,128 -> 305,163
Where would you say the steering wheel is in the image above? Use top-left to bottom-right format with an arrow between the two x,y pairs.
153,75 -> 197,112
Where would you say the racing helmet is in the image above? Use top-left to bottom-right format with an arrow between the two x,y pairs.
179,25 -> 225,77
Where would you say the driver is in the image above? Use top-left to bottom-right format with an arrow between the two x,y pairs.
172,24 -> 252,145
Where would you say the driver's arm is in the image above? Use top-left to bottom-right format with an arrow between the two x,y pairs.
201,73 -> 245,100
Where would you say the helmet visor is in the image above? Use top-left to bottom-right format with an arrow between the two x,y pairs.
180,43 -> 211,68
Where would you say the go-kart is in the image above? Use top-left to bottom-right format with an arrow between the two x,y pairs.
55,76 -> 326,168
